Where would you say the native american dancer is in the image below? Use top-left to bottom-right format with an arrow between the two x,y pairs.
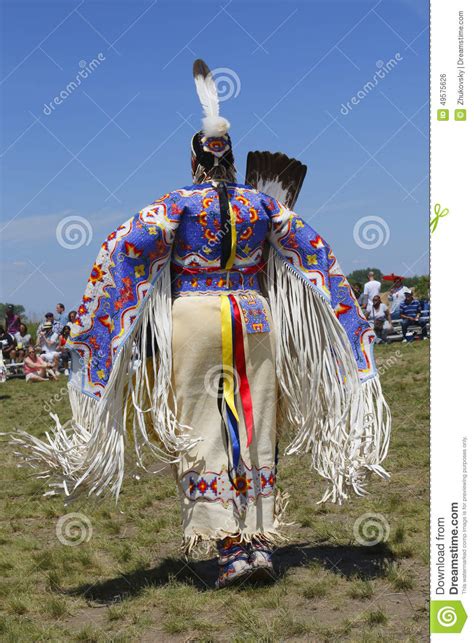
13,60 -> 391,588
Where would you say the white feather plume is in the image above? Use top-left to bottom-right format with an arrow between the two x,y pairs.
193,59 -> 230,137
202,115 -> 230,137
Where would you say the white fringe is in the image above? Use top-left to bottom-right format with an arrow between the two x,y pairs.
11,253 -> 391,505
264,248 -> 391,504
11,268 -> 199,501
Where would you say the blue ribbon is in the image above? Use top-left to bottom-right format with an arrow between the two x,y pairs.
227,297 -> 240,470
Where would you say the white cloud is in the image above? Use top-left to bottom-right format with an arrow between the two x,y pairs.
0,209 -> 128,315
1,210 -> 125,244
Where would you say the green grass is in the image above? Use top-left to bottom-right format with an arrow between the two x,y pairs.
366,608 -> 388,626
347,579 -> 374,600
0,341 -> 429,641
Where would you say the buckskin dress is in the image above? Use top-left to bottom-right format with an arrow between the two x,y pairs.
14,181 -> 391,552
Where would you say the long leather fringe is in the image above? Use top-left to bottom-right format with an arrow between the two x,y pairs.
263,247 -> 391,504
10,268 -> 199,502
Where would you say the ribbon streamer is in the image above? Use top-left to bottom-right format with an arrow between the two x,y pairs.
218,293 -> 255,476
229,294 -> 254,447
216,182 -> 232,269
225,198 -> 237,269
220,295 -> 240,470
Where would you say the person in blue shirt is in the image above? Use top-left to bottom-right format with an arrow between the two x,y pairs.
55,303 -> 68,328
399,291 -> 428,341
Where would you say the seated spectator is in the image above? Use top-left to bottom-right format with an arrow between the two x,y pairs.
5,304 -> 21,335
0,325 -> 16,361
366,295 -> 392,343
363,272 -> 381,306
37,321 -> 60,374
37,312 -> 61,335
56,303 -> 68,328
67,310 -> 77,327
58,325 -> 71,372
399,291 -> 428,341
23,346 -> 57,382
388,277 -> 411,317
13,323 -> 32,361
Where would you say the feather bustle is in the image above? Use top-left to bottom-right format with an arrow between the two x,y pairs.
245,151 -> 307,210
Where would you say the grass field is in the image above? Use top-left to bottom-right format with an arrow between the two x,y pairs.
0,341 -> 429,642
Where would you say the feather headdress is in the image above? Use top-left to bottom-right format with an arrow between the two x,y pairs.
193,59 -> 230,137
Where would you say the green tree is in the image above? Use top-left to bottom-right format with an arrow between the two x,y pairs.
412,275 -> 430,299
347,268 -> 383,287
0,303 -> 26,322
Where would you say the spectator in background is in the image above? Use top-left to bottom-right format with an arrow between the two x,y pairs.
388,277 -> 411,317
67,310 -> 77,327
37,320 -> 60,374
352,283 -> 362,299
37,312 -> 61,335
13,323 -> 31,361
5,304 -> 21,335
352,282 -> 368,310
56,303 -> 68,328
58,325 -> 71,372
363,271 -> 381,306
0,325 -> 16,361
399,291 -> 428,342
366,295 -> 391,343
59,325 -> 71,345
23,346 -> 57,382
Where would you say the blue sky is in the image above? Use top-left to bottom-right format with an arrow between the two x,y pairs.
0,0 -> 429,318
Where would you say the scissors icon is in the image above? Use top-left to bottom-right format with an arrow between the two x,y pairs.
430,203 -> 449,233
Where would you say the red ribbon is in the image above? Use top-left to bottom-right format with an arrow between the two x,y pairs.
229,294 -> 254,448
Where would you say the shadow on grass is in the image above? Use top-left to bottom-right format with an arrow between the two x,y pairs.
67,541 -> 395,603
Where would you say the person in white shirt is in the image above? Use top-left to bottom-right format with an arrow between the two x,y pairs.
13,323 -> 32,361
37,312 -> 61,335
363,271 -> 381,306
366,295 -> 392,342
36,321 -> 60,374
388,277 -> 410,317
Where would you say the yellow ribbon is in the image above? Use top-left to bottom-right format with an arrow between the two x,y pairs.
224,200 -> 237,269
220,295 -> 239,420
